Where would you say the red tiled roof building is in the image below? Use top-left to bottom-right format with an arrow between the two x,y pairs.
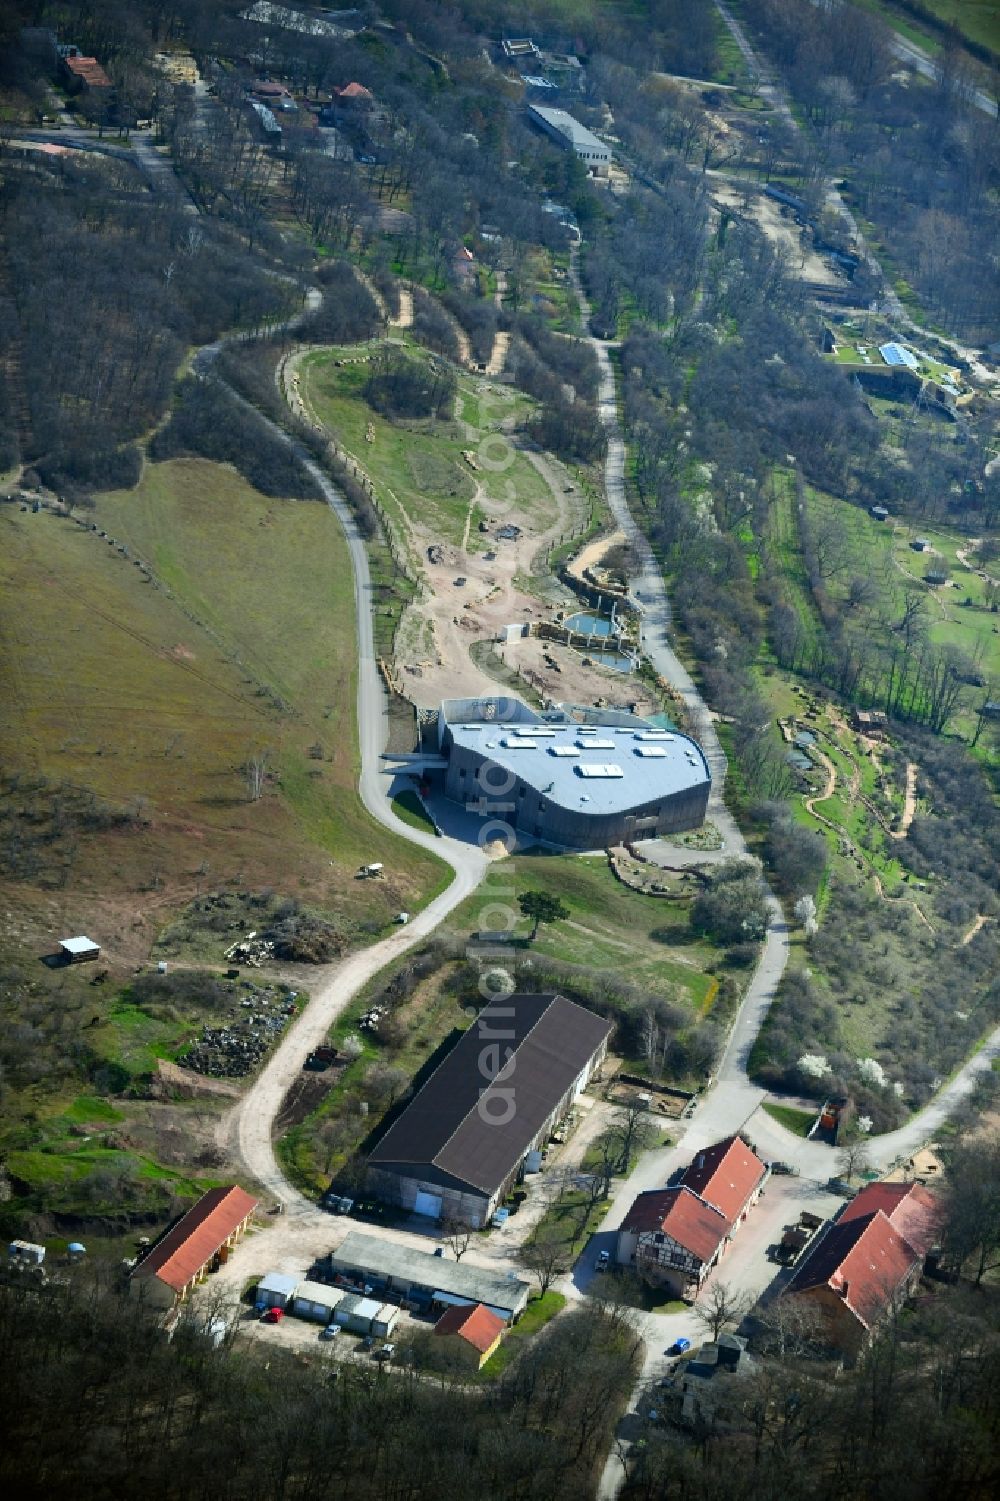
839,1180 -> 943,1257
784,1208 -> 922,1356
130,1185 -> 258,1309
433,1302 -> 505,1368
63,54 -> 112,89
616,1135 -> 768,1299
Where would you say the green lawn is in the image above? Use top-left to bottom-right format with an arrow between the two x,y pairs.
800,488 -> 1000,731
94,458 -> 449,919
300,344 -> 556,548
442,853 -> 721,1008
475,1291 -> 567,1379
391,789 -> 438,835
762,1101 -> 815,1136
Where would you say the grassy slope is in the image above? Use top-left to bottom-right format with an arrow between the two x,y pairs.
441,852 -> 720,1008
802,489 -> 1000,711
0,460 -> 451,1236
300,344 -> 556,548
94,458 -> 447,920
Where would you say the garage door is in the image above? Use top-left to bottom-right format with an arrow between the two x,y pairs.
413,1190 -> 442,1219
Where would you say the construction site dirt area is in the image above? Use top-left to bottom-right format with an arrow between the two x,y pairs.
711,181 -> 842,288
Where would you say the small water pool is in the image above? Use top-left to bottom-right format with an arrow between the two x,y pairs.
564,611 -> 614,638
590,650 -> 633,672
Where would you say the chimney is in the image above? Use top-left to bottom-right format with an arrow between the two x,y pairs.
838,1280 -> 849,1300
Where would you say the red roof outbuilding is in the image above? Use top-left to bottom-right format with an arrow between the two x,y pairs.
680,1135 -> 768,1222
839,1181 -> 942,1258
132,1185 -> 259,1294
64,54 -> 112,88
336,81 -> 373,100
434,1301 -> 506,1353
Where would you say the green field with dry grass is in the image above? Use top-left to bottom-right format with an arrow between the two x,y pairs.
1,459 -> 447,961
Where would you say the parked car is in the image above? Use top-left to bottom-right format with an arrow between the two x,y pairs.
770,1161 -> 798,1176
261,1306 -> 285,1324
434,1247 -> 445,1257
372,1343 -> 396,1362
595,1250 -> 611,1272
827,1177 -> 856,1197
667,1337 -> 691,1356
319,1323 -> 340,1340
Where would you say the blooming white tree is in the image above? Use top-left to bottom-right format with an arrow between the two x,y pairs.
798,1053 -> 831,1079
794,895 -> 818,937
857,1115 -> 873,1135
856,1057 -> 887,1087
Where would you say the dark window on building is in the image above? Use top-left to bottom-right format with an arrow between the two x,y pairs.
518,784 -> 526,797
654,1232 -> 665,1244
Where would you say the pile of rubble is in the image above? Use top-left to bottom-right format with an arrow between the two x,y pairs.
359,1003 -> 387,1033
183,984 -> 298,1078
223,930 -> 275,967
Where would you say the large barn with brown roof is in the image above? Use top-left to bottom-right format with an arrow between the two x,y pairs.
365,992 -> 611,1228
129,1185 -> 258,1309
616,1135 -> 768,1298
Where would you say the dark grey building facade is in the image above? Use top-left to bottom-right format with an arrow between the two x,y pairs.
434,696 -> 710,850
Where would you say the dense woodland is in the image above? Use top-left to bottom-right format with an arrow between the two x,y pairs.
0,1275 -> 640,1499
737,0 -> 1000,339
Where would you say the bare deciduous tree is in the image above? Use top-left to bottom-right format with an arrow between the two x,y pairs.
692,1280 -> 752,1341
244,752 -> 270,802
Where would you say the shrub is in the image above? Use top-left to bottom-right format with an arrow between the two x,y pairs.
150,379 -> 321,500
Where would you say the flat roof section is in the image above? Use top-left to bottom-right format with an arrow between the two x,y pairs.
448,715 -> 709,815
331,1231 -> 531,1316
528,105 -> 609,156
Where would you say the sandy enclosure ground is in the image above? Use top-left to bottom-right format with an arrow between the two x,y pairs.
710,180 -> 842,287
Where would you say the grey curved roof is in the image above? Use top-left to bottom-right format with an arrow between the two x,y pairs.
441,697 -> 710,815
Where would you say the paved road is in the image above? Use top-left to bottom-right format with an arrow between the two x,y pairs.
228,432 -> 489,1206
198,325 -> 489,1203
568,201 -> 999,1496
10,123 -> 199,212
568,240 -> 792,1085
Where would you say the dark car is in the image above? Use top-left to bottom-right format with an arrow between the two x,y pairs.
770,1161 -> 798,1176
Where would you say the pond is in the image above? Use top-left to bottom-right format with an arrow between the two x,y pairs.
587,650 -> 634,673
564,611 -> 614,637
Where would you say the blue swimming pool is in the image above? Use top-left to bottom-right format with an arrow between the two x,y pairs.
564,611 -> 614,637
590,650 -> 633,672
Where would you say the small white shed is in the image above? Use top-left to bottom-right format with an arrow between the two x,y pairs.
256,1272 -> 299,1309
334,1293 -> 384,1334
59,936 -> 100,963
9,1240 -> 46,1265
292,1281 -> 345,1323
372,1303 -> 399,1339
